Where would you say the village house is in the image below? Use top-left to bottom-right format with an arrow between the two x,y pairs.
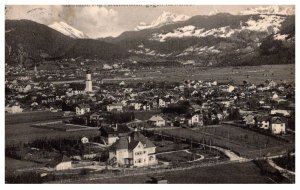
5,102 -> 23,114
186,114 -> 203,127
271,109 -> 290,117
158,98 -> 166,108
256,116 -> 270,130
75,103 -> 90,115
108,131 -> 157,167
99,124 -> 131,145
107,102 -> 123,112
148,115 -> 166,127
270,117 -> 286,135
243,114 -> 255,126
142,102 -> 151,110
47,155 -> 72,171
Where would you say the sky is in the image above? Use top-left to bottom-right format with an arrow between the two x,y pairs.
5,5 -> 295,38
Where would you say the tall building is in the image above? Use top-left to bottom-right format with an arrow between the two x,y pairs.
85,70 -> 92,92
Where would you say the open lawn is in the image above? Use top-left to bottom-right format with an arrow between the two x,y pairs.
159,125 -> 294,159
81,161 -> 274,184
150,138 -> 190,153
156,150 -> 200,163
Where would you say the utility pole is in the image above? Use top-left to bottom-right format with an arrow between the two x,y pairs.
209,138 -> 212,152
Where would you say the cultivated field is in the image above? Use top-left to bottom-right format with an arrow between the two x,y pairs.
159,125 -> 294,159
5,112 -> 99,146
5,111 -> 62,125
130,64 -> 295,85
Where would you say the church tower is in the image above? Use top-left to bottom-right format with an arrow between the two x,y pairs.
85,70 -> 92,92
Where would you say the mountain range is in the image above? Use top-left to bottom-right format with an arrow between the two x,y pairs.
48,21 -> 89,39
5,6 -> 295,67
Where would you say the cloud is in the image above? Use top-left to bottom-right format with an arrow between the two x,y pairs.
5,5 -> 121,38
69,6 -> 120,38
5,5 -> 63,24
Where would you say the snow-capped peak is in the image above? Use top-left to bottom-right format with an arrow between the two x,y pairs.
135,11 -> 190,31
240,5 -> 295,15
48,21 -> 89,39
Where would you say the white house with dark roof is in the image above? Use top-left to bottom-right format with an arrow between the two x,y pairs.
148,115 -> 166,127
75,103 -> 90,115
270,117 -> 286,135
109,131 -> 157,167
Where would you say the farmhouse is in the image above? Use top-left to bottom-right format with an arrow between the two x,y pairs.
108,131 -> 157,167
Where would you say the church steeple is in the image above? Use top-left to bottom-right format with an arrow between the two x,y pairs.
85,70 -> 92,92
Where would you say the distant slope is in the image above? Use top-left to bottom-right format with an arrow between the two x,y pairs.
5,20 -> 128,65
106,13 -> 295,66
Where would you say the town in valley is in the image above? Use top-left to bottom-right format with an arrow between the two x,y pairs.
5,5 -> 295,184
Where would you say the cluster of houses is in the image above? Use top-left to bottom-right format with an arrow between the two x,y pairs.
5,68 -> 295,168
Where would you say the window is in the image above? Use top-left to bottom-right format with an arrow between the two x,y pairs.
143,151 -> 146,154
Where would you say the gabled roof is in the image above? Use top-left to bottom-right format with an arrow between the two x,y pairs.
109,131 -> 155,151
271,117 -> 286,124
129,131 -> 155,148
149,115 -> 164,122
77,103 -> 90,109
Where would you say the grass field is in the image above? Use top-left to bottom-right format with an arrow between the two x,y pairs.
133,64 -> 294,85
5,157 -> 43,171
81,161 -> 274,184
5,111 -> 100,146
159,125 -> 294,158
5,111 -> 62,125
